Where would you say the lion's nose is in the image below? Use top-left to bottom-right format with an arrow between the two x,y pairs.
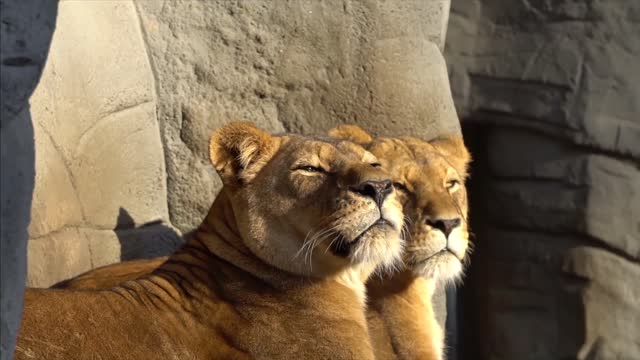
350,180 -> 393,207
426,218 -> 461,238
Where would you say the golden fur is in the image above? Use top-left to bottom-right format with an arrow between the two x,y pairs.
331,125 -> 471,360
17,122 -> 405,360
53,125 -> 472,360
52,257 -> 169,290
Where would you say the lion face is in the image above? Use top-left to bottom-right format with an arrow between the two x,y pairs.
209,123 -> 404,277
371,137 -> 470,281
328,125 -> 471,282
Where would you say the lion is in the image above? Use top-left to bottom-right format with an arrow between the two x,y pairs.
53,125 -> 472,360
16,122 -> 406,360
331,125 -> 471,360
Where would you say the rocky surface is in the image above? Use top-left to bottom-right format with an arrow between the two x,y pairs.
25,1 -> 177,288
446,0 -> 640,359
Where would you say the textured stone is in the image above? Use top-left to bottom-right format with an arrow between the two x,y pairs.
563,247 -> 640,359
469,230 -> 640,360
446,0 -> 640,160
0,0 -> 57,358
446,0 -> 640,358
73,102 -> 167,229
474,264 -> 581,358
26,223 -> 182,287
14,0 -> 173,289
484,129 -> 640,260
377,0 -> 451,49
135,0 -> 460,232
28,120 -> 83,238
27,228 -> 94,288
28,0 -> 168,233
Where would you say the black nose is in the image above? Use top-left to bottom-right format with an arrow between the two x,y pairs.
350,180 -> 393,207
426,218 -> 461,238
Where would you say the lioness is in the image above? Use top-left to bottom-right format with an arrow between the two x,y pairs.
16,122 -> 405,360
53,125 -> 472,360
330,125 -> 471,360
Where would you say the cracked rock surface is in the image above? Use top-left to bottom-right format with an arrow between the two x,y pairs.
25,1 -> 176,287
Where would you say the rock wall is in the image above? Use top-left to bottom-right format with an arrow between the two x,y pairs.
445,0 -> 640,359
25,1 -> 179,288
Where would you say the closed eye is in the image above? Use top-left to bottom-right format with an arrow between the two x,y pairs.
370,162 -> 382,168
294,165 -> 326,173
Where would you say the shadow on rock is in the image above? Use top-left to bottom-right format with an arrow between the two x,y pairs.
115,207 -> 184,262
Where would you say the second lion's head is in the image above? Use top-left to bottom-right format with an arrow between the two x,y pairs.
329,125 -> 472,282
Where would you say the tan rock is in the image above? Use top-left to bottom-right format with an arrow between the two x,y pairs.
26,0 -> 169,285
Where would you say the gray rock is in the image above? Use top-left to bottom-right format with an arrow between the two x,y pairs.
446,0 -> 640,160
1,108 -> 35,360
468,229 -> 640,360
563,247 -> 640,359
484,128 -> 639,260
446,0 -> 640,358
0,0 -> 57,358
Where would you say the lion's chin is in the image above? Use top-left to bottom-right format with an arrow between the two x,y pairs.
337,223 -> 403,272
411,251 -> 463,281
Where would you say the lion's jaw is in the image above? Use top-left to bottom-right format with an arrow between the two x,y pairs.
210,125 -> 404,279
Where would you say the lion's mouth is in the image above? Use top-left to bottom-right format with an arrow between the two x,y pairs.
329,217 -> 394,258
414,248 -> 462,266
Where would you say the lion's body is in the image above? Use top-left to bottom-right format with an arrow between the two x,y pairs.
17,123 -> 405,360
366,274 -> 443,360
362,135 -> 471,360
47,126 -> 472,360
20,192 -> 376,360
52,257 -> 168,290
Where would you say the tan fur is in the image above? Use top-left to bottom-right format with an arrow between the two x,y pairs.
327,124 -> 374,145
54,125 -> 472,360
17,122 -> 406,360
333,125 -> 471,360
51,257 -> 169,290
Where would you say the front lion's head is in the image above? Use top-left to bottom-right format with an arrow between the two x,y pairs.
209,122 -> 404,277
329,125 -> 472,282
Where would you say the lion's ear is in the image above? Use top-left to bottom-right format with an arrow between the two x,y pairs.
209,122 -> 278,186
429,135 -> 472,178
328,124 -> 374,146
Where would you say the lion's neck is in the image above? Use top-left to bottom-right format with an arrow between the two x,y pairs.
154,189 -> 370,308
172,190 -> 295,285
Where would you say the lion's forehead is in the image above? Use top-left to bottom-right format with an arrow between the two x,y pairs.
283,137 -> 374,168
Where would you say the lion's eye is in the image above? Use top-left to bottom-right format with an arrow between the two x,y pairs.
447,179 -> 460,190
393,182 -> 410,194
370,162 -> 382,168
295,165 -> 325,173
